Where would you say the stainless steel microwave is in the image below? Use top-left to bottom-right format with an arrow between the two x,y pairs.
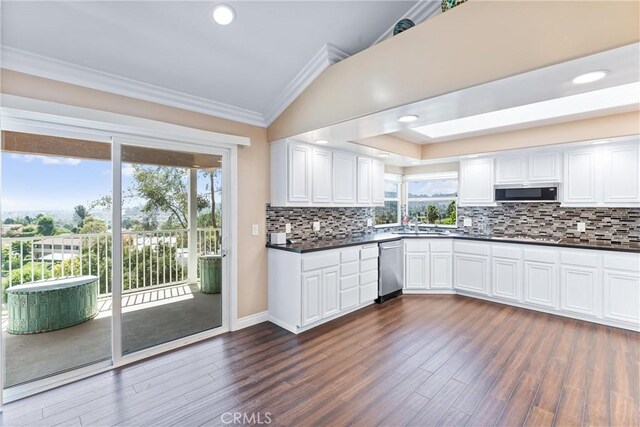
495,186 -> 558,202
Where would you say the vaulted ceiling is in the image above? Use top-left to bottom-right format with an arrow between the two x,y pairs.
1,0 -> 436,126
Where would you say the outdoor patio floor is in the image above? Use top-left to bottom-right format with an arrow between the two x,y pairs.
3,283 -> 222,388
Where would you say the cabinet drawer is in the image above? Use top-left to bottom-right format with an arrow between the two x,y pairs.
340,288 -> 359,310
360,282 -> 378,304
341,261 -> 359,277
302,252 -> 340,272
561,251 -> 599,267
405,239 -> 429,252
492,244 -> 521,260
603,253 -> 640,272
360,269 -> 378,285
430,239 -> 452,252
340,275 -> 359,290
341,248 -> 360,263
360,258 -> 378,273
454,241 -> 490,256
523,248 -> 557,264
360,246 -> 379,260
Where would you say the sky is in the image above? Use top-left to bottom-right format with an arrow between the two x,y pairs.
1,153 -> 221,215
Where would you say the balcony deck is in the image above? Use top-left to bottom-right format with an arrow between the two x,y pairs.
2,282 -> 222,388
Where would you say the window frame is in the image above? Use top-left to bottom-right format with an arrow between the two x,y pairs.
374,174 -> 402,228
405,171 -> 458,228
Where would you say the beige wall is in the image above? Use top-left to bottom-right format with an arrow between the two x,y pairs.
403,162 -> 459,175
0,69 -> 269,319
268,1 -> 639,141
421,111 -> 640,159
354,135 -> 421,159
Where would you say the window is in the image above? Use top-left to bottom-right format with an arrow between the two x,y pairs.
406,172 -> 458,226
375,176 -> 401,226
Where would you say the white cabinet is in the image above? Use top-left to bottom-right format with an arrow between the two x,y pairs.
603,143 -> 640,205
459,158 -> 494,206
528,152 -> 561,183
321,266 -> 340,318
496,156 -> 527,184
372,160 -> 385,205
523,248 -> 558,309
333,152 -> 357,204
430,253 -> 452,289
454,254 -> 489,294
288,142 -> 312,203
360,245 -> 379,303
405,253 -> 428,290
270,139 -> 383,207
560,265 -> 598,316
563,148 -> 597,205
312,147 -> 332,203
357,157 -> 372,204
301,271 -> 322,326
602,253 -> 640,324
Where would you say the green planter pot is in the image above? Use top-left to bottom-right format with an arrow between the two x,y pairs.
199,255 -> 222,294
6,275 -> 99,334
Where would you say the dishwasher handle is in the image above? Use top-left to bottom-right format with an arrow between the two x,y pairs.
380,243 -> 403,250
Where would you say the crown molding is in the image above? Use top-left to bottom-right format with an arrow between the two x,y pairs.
371,0 -> 441,46
0,46 -> 267,127
263,43 -> 350,125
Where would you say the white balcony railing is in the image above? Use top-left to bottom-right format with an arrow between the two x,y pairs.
1,228 -> 220,296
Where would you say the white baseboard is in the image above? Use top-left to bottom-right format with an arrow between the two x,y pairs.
403,289 -> 456,295
234,311 -> 269,330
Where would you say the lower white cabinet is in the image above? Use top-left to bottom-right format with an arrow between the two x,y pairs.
492,257 -> 521,302
523,260 -> 557,309
403,239 -> 453,291
321,266 -> 340,319
603,270 -> 640,324
301,271 -> 322,326
560,265 -> 598,316
454,254 -> 489,294
430,252 -> 453,289
405,253 -> 428,290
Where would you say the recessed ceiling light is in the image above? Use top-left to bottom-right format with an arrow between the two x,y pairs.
411,83 -> 638,139
212,4 -> 235,25
315,139 -> 329,145
398,114 -> 419,123
378,153 -> 390,158
411,161 -> 420,165
572,70 -> 608,84
192,164 -> 200,168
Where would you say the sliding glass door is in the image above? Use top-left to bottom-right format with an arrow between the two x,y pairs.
119,143 -> 224,355
0,127 -> 229,399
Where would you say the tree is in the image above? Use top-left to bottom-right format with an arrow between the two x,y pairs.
36,215 -> 55,236
79,216 -> 108,234
74,204 -> 89,227
427,205 -> 440,224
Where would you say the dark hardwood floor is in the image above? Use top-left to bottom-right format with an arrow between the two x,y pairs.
2,295 -> 639,426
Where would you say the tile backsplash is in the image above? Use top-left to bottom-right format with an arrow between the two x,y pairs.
266,206 -> 375,241
458,203 -> 640,245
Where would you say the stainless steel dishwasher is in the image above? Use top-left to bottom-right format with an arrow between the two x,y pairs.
377,240 -> 404,303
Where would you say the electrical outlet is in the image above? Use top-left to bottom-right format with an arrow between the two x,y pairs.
577,222 -> 586,232
251,224 -> 259,236
463,218 -> 472,227
285,223 -> 291,234
367,218 -> 373,227
313,221 -> 320,231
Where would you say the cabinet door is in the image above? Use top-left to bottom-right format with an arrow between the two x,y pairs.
301,271 -> 322,326
495,156 -> 527,184
523,261 -> 557,308
333,152 -> 357,204
529,152 -> 560,183
405,253 -> 428,289
322,266 -> 340,318
560,265 -> 598,316
563,149 -> 597,204
453,254 -> 488,294
603,269 -> 640,324
372,160 -> 385,205
357,157 -> 372,204
430,252 -> 452,289
459,158 -> 494,206
312,148 -> 332,203
492,257 -> 521,301
603,144 -> 640,204
288,142 -> 311,203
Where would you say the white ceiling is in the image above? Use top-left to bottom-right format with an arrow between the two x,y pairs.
0,0 -> 426,126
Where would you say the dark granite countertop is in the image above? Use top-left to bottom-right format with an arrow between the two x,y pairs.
266,232 -> 640,254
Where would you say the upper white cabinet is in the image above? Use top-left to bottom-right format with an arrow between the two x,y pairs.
270,139 -> 384,207
312,147 -> 332,203
333,152 -> 357,204
495,152 -> 560,185
563,141 -> 640,207
372,160 -> 385,204
357,157 -> 372,205
603,143 -> 640,204
459,158 -> 495,206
